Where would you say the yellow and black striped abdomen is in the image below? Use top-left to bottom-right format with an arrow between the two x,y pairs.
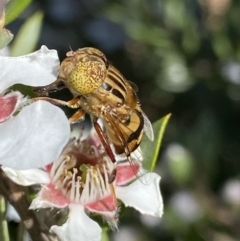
104,107 -> 144,155
100,65 -> 137,108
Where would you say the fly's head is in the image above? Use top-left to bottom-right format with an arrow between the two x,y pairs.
59,47 -> 109,95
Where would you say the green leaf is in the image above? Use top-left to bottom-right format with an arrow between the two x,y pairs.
10,11 -> 43,56
0,28 -> 13,49
0,196 -> 10,241
5,0 -> 32,24
141,113 -> 171,171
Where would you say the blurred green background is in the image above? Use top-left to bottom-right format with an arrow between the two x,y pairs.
4,0 -> 240,240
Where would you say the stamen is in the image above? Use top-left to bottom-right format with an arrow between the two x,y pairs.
50,155 -> 65,178
80,171 -> 90,203
49,131 -> 116,208
97,167 -> 105,196
75,176 -> 81,202
89,170 -> 97,201
62,174 -> 70,188
69,168 -> 77,202
103,164 -> 111,194
52,156 -> 68,183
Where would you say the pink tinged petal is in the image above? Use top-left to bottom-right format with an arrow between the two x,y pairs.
0,92 -> 24,122
115,173 -> 163,217
30,183 -> 69,209
85,194 -> 117,214
0,101 -> 71,169
50,204 -> 102,241
116,161 -> 140,186
0,45 -> 59,92
1,167 -> 50,185
44,163 -> 53,172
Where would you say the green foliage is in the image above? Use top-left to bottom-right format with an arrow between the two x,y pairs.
141,114 -> 171,171
0,196 -> 9,241
10,11 -> 43,56
5,0 -> 32,24
167,146 -> 194,185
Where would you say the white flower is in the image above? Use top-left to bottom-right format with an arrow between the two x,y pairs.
221,179 -> 240,206
2,127 -> 163,241
0,46 -> 71,169
170,190 -> 202,223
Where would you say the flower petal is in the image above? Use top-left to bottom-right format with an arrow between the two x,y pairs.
30,183 -> 69,209
115,173 -> 163,217
0,101 -> 70,169
116,161 -> 141,186
0,45 -> 59,92
85,194 -> 117,215
50,204 -> 102,241
0,91 -> 24,122
1,167 -> 50,185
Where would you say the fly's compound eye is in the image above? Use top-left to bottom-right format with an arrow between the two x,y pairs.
68,60 -> 107,95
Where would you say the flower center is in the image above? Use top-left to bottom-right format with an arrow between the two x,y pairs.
49,137 -> 115,206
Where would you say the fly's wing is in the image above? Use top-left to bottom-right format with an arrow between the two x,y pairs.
142,111 -> 154,141
127,80 -> 139,92
104,111 -> 150,185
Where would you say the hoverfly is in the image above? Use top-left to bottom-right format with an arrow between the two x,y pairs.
34,48 -> 154,183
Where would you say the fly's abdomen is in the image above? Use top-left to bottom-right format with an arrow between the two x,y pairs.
104,108 -> 144,155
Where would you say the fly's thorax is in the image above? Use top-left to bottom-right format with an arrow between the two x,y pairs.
78,93 -> 107,118
77,83 -> 133,119
93,75 -> 138,116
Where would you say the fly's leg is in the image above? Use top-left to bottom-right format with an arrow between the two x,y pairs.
93,122 -> 116,164
69,109 -> 86,124
94,122 -> 117,183
33,81 -> 66,96
33,96 -> 82,108
33,96 -> 86,123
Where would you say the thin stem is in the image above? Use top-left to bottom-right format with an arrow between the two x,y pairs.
0,169 -> 58,241
17,222 -> 25,241
0,195 -> 10,241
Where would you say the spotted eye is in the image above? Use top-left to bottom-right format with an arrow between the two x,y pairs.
68,60 -> 107,95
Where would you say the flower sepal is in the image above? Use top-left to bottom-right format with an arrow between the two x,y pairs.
0,91 -> 25,122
